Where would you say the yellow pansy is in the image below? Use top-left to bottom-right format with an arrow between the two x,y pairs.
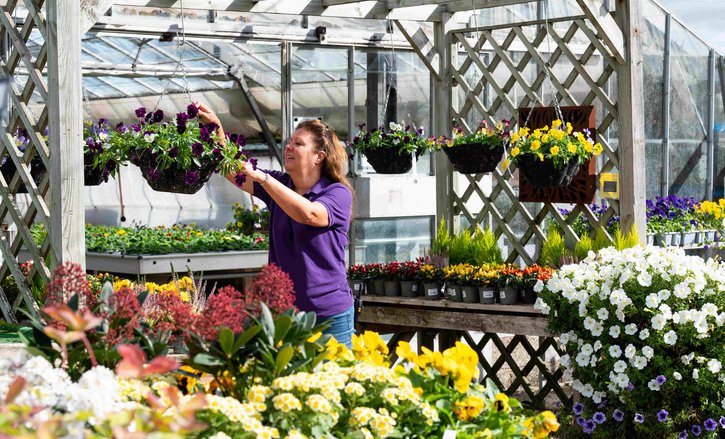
117,229 -> 126,235
502,159 -> 510,171
493,393 -> 510,412
395,341 -> 418,363
550,146 -> 559,156
566,122 -> 573,134
530,140 -> 541,151
567,143 -> 577,154
593,143 -> 603,156
541,134 -> 550,142
511,147 -> 521,157
551,119 -> 562,128
454,394 -> 485,421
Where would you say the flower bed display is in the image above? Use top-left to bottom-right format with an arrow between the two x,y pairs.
535,246 -> 725,437
0,262 -> 559,438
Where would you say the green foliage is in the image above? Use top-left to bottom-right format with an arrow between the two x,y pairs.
573,234 -> 594,261
471,227 -> 503,265
613,227 -> 640,250
593,227 -> 612,252
431,218 -> 450,257
539,229 -> 569,268
449,229 -> 473,265
226,203 -> 270,235
349,121 -> 434,155
185,304 -> 330,401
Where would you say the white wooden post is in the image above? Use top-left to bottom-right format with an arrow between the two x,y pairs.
433,12 -> 455,234
615,0 -> 646,241
47,0 -> 86,268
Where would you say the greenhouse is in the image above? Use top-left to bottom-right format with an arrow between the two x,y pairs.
1,0 -> 725,437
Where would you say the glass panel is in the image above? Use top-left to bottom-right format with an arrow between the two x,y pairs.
715,69 -> 725,199
669,141 -> 707,199
645,140 -> 663,198
353,216 -> 433,263
352,48 -> 431,174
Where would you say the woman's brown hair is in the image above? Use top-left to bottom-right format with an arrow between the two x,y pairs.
296,119 -> 355,220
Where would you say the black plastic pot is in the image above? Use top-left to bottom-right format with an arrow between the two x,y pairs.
517,155 -> 581,188
442,142 -> 504,174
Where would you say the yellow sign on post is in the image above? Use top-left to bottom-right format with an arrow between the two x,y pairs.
600,173 -> 620,199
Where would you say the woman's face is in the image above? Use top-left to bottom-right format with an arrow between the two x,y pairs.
284,128 -> 323,175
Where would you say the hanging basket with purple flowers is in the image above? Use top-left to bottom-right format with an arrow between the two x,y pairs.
112,104 -> 247,194
348,121 -> 435,174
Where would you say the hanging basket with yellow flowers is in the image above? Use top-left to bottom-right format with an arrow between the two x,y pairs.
505,119 -> 603,188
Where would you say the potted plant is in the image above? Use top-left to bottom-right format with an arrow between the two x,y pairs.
438,119 -> 511,174
1,128 -> 46,193
443,263 -> 475,303
113,105 -> 247,194
349,121 -> 434,174
83,118 -> 122,186
695,199 -> 724,243
346,264 -> 367,297
226,203 -> 270,236
382,261 -> 402,296
474,264 -> 499,304
362,263 -> 384,296
497,265 -> 522,305
418,263 -> 442,300
519,264 -> 554,304
507,119 -> 602,188
399,260 -> 422,297
646,195 -> 699,246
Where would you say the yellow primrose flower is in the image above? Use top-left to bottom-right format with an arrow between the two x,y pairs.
551,119 -> 562,128
511,147 -> 521,157
567,143 -> 577,154
541,133 -> 550,142
530,140 -> 541,151
550,146 -> 559,156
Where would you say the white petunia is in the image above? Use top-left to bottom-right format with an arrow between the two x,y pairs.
651,314 -> 666,331
609,345 -> 622,358
673,282 -> 691,299
534,279 -> 545,292
708,359 -> 722,374
657,289 -> 671,301
609,325 -> 621,338
647,379 -> 660,391
581,344 -> 594,356
632,356 -> 648,370
693,369 -> 699,380
534,297 -> 551,315
597,308 -> 609,321
637,271 -> 652,287
639,329 -> 650,340
625,324 -> 638,335
663,330 -> 677,346
642,346 -> 654,359
645,293 -> 660,309
673,372 -> 682,380
593,341 -> 602,351
624,344 -> 637,359
590,323 -> 604,337
613,360 -> 627,373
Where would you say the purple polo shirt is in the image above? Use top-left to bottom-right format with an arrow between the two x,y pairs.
253,170 -> 353,318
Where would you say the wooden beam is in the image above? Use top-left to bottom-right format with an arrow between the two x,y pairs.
80,0 -> 118,34
394,20 -> 440,81
616,0 -> 646,241
575,0 -> 625,65
47,0 -> 86,269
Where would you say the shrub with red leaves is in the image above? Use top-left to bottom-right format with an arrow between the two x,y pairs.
244,263 -> 296,316
196,285 -> 249,341
44,262 -> 97,310
142,290 -> 197,342
103,286 -> 141,346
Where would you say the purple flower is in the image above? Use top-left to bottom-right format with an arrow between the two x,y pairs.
229,133 -> 239,144
655,375 -> 667,385
234,172 -> 246,187
657,409 -> 668,422
168,147 -> 179,159
576,416 -> 586,426
153,109 -> 164,123
184,170 -> 199,186
593,412 -> 606,424
626,382 -> 634,391
212,148 -> 222,160
135,107 -> 146,118
105,159 -> 116,171
719,416 -> 725,428
131,124 -> 141,133
249,158 -> 258,170
612,409 -> 624,422
634,413 -> 644,423
98,118 -> 107,126
86,137 -> 95,147
583,420 -> 596,434
692,425 -> 701,436
176,112 -> 188,134
199,126 -> 211,143
704,419 -> 717,431
186,103 -> 199,118
147,168 -> 160,181
116,122 -> 127,133
130,154 -> 141,166
234,150 -> 244,160
679,431 -> 688,439
573,403 -> 584,415
353,136 -> 360,144
192,142 -> 204,157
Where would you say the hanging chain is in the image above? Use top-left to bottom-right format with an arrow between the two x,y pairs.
153,0 -> 192,110
380,12 -> 396,126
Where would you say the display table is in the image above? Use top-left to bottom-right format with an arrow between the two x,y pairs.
357,295 -> 568,410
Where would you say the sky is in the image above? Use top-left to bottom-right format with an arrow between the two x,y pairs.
656,0 -> 725,54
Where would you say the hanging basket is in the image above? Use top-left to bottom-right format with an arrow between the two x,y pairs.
137,153 -> 217,194
442,143 -> 503,174
0,156 -> 45,193
363,148 -> 415,174
517,155 -> 581,188
83,153 -> 109,186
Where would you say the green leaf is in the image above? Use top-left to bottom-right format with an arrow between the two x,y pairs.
233,325 -> 262,352
273,315 -> 292,344
192,353 -> 225,367
67,293 -> 79,311
275,345 -> 294,374
218,327 -> 234,356
136,290 -> 149,307
261,303 -> 275,344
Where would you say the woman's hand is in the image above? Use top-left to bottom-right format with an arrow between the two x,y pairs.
194,101 -> 221,126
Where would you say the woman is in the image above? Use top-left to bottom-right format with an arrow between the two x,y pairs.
196,103 -> 355,348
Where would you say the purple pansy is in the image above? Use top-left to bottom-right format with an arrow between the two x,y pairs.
168,147 -> 179,159
152,109 -> 164,123
135,107 -> 146,118
184,170 -> 199,186
147,168 -> 160,181
186,103 -> 199,118
249,158 -> 258,171
234,172 -> 246,187
192,142 -> 204,157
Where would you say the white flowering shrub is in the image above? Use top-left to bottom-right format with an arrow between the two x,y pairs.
535,246 -> 725,438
